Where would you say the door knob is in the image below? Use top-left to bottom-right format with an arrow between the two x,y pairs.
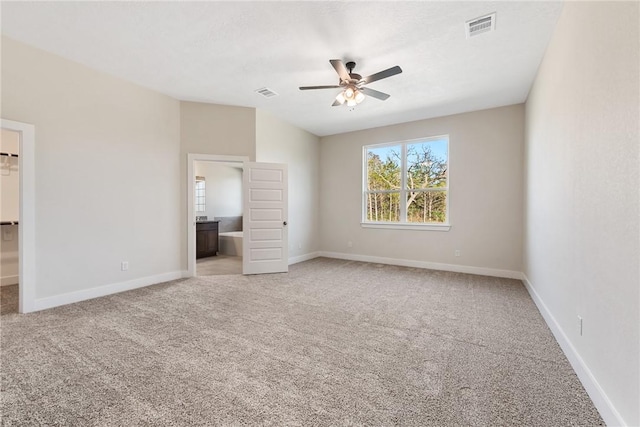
283,221 -> 288,226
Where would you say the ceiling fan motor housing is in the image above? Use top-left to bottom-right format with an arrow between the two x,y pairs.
344,61 -> 362,83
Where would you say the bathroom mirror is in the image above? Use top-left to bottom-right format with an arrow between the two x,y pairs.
195,176 -> 206,212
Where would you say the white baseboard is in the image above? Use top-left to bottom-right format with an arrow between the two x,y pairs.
318,251 -> 522,279
522,274 -> 626,427
289,251 -> 321,265
1,275 -> 19,286
34,271 -> 184,312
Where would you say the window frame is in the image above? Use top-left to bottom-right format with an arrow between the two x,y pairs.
361,135 -> 451,231
195,176 -> 206,213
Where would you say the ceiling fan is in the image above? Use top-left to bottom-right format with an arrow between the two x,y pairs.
299,59 -> 402,107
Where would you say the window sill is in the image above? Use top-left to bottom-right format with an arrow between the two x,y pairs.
360,222 -> 451,232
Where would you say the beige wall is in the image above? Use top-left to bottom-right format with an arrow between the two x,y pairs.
1,36 -> 182,299
179,101 -> 256,267
319,105 -> 524,273
194,161 -> 243,220
180,101 -> 256,160
524,2 -> 639,425
256,109 -> 321,260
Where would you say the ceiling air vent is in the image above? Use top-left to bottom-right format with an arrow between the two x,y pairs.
465,13 -> 496,38
255,87 -> 278,98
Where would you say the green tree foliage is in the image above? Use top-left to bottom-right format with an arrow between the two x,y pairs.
406,143 -> 447,223
366,143 -> 447,223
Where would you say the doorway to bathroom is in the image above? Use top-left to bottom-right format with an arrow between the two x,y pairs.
188,154 -> 248,277
187,154 -> 289,278
193,156 -> 245,277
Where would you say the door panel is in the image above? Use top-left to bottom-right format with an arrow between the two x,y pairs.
243,162 -> 288,275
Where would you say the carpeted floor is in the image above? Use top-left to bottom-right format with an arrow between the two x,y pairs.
1,258 -> 603,426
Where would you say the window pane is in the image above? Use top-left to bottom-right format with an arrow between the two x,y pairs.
406,139 -> 447,190
407,191 -> 447,223
366,192 -> 400,222
366,145 -> 401,191
195,178 -> 206,212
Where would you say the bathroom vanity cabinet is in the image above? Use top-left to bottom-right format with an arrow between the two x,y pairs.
196,221 -> 219,259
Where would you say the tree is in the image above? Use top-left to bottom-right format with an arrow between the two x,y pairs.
366,143 -> 447,223
405,144 -> 447,223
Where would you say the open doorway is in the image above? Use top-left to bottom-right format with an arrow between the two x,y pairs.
194,159 -> 244,276
1,119 -> 35,314
187,154 -> 248,278
187,154 -> 290,278
1,129 -> 20,313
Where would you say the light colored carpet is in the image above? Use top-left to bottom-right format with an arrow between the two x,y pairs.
1,258 -> 603,426
196,255 -> 242,276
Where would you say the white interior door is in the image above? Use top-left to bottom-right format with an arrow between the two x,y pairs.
242,162 -> 288,275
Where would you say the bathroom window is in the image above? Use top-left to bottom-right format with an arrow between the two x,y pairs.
195,176 -> 206,212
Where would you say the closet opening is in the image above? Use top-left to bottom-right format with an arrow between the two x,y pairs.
1,119 -> 35,314
1,129 -> 20,313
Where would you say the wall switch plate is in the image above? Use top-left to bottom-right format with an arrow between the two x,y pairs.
121,261 -> 129,271
454,250 -> 461,257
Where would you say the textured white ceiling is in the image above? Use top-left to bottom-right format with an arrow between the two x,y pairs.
1,1 -> 563,136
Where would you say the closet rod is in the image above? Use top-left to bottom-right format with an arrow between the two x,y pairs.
1,152 -> 19,158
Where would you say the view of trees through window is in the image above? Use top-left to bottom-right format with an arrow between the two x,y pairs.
365,137 -> 448,224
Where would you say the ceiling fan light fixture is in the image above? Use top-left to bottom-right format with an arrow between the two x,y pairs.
335,92 -> 346,104
344,87 -> 355,100
355,90 -> 365,104
347,99 -> 357,107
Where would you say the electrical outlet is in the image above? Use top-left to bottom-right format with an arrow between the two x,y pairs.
454,250 -> 461,257
577,315 -> 583,336
298,242 -> 302,249
121,261 -> 129,271
347,241 -> 353,248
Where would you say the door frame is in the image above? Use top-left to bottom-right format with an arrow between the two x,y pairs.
186,153 -> 248,277
1,119 -> 36,313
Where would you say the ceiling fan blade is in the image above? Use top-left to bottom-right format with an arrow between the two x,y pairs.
362,66 -> 403,85
299,85 -> 341,90
330,59 -> 351,82
331,99 -> 343,107
360,87 -> 391,101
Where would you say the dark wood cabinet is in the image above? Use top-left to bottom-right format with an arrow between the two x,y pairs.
196,221 -> 219,259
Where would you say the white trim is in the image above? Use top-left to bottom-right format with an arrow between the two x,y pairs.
318,251 -> 522,279
1,275 -> 19,286
33,271 -> 184,312
288,251 -> 320,265
1,119 -> 36,313
361,222 -> 451,231
186,153 -> 249,278
521,274 -> 627,427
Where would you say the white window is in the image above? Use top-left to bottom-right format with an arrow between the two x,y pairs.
195,176 -> 206,212
363,136 -> 449,230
